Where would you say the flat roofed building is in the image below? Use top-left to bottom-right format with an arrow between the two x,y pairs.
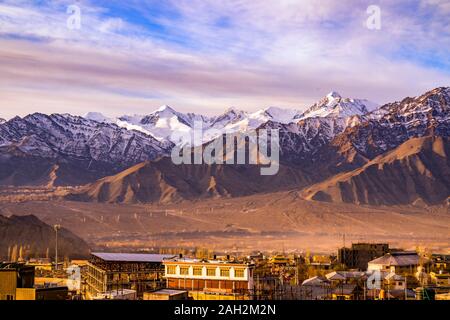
430,272 -> 450,287
436,292 -> 450,300
163,257 -> 255,298
143,289 -> 188,300
86,253 -> 175,299
338,243 -> 389,270
431,254 -> 450,272
26,258 -> 53,271
92,289 -> 137,300
0,263 -> 35,300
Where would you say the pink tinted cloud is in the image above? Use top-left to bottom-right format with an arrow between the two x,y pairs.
0,0 -> 449,119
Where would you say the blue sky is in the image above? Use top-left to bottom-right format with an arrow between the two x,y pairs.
0,0 -> 449,119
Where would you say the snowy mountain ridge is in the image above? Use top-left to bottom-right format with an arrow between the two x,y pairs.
297,91 -> 379,120
0,112 -> 172,166
0,87 -> 449,187
83,92 -> 375,146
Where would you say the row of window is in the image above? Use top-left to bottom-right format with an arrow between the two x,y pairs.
166,265 -> 245,278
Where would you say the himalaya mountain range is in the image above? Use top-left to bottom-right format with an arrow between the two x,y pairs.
0,87 -> 449,206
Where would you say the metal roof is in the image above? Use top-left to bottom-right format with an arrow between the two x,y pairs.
91,252 -> 176,263
385,272 -> 405,281
326,271 -> 366,281
332,284 -> 359,295
0,262 -> 32,270
368,252 -> 420,267
150,289 -> 188,296
163,256 -> 252,266
302,276 -> 329,286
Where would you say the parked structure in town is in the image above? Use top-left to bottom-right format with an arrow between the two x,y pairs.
86,252 -> 175,299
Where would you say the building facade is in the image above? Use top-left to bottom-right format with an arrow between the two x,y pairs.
0,263 -> 35,300
338,243 -> 389,270
163,257 -> 255,299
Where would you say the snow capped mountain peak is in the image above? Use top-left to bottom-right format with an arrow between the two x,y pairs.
262,107 -> 302,124
224,106 -> 242,113
298,92 -> 379,120
0,118 -> 6,125
0,112 -> 170,167
327,91 -> 342,100
264,106 -> 288,116
372,86 -> 450,120
74,92 -> 381,148
247,106 -> 301,125
155,105 -> 177,115
210,107 -> 247,127
222,107 -> 247,119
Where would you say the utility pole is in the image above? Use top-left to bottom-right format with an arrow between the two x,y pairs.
405,276 -> 408,301
363,280 -> 366,300
342,234 -> 346,269
54,224 -> 61,271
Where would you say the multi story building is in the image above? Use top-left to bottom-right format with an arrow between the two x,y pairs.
0,262 -> 69,300
163,257 -> 255,299
86,253 -> 175,299
338,243 -> 389,270
0,263 -> 35,300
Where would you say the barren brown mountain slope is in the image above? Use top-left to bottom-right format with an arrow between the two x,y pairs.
66,157 -> 311,203
0,146 -> 116,187
302,136 -> 450,205
0,214 -> 90,260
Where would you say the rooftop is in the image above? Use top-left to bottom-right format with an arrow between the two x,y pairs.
385,272 -> 405,281
148,289 -> 187,296
368,252 -> 420,267
91,253 -> 176,263
332,284 -> 360,295
93,289 -> 137,299
163,256 -> 252,265
0,262 -> 33,271
326,271 -> 366,281
302,276 -> 330,286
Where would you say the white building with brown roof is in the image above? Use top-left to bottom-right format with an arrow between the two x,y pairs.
367,252 -> 420,274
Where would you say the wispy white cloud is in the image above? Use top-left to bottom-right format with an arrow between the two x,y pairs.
0,0 -> 449,119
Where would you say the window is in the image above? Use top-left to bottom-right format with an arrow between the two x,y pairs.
180,267 -> 189,276
207,268 -> 216,277
193,267 -> 203,276
6,295 -> 14,301
220,268 -> 230,277
234,268 -> 245,278
167,265 -> 177,275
